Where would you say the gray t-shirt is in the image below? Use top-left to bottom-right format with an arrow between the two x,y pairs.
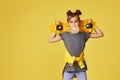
60,32 -> 90,72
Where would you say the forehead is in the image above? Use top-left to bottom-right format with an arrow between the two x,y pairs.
69,16 -> 79,21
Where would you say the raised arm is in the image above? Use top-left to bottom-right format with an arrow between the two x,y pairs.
90,28 -> 104,38
48,32 -> 62,43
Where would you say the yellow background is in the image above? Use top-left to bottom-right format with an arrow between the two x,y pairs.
0,0 -> 120,80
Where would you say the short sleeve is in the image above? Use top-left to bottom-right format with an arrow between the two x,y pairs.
84,32 -> 90,41
59,33 -> 64,40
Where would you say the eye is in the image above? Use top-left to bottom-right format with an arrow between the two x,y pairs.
70,21 -> 73,23
75,20 -> 79,23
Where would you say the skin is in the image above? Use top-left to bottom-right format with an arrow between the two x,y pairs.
48,16 -> 104,43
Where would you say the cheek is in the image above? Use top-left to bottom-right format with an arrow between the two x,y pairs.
76,22 -> 80,26
68,22 -> 72,26
68,23 -> 73,27
77,23 -> 80,26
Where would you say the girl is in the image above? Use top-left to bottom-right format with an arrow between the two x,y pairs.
48,10 -> 104,80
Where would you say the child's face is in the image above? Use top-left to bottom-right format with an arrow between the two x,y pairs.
68,16 -> 80,27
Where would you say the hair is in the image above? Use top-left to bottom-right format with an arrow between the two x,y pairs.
66,9 -> 82,22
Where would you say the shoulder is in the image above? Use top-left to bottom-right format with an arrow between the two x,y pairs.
81,32 -> 90,40
80,32 -> 90,36
59,32 -> 70,36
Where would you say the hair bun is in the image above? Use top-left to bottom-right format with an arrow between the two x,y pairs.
67,10 -> 73,16
74,10 -> 82,15
66,9 -> 82,16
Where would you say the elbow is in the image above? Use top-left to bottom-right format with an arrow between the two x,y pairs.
48,39 -> 53,43
100,32 -> 104,37
98,33 -> 104,38
48,39 -> 54,43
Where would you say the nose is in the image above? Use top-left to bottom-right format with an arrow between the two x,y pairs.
73,22 -> 77,26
